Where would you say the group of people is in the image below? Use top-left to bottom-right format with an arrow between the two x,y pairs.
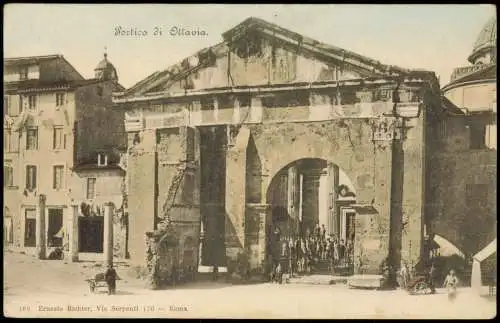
396,260 -> 459,298
270,224 -> 354,282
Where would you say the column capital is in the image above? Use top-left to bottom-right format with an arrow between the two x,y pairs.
39,194 -> 47,204
104,202 -> 116,208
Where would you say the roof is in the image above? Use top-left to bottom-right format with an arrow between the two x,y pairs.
441,95 -> 465,115
4,78 -> 125,93
443,63 -> 496,91
4,54 -> 86,81
473,238 -> 497,262
121,17 -> 438,98
223,17 -> 410,73
469,16 -> 497,64
3,54 -> 63,67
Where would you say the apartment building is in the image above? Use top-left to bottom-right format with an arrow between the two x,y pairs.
3,54 -> 127,259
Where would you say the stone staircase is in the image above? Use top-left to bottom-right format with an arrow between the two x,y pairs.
310,259 -> 353,276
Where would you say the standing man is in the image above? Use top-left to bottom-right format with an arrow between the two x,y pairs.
104,264 -> 117,295
428,262 -> 437,294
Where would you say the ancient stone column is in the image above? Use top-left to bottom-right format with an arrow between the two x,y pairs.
68,204 -> 79,262
36,194 -> 47,259
327,163 -> 339,237
287,165 -> 299,236
103,202 -> 115,267
198,219 -> 205,267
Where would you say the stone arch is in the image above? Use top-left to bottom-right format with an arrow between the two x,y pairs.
265,155 -> 358,206
265,157 -> 358,245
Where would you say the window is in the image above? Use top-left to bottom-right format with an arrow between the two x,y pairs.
469,123 -> 486,149
28,95 -> 37,110
53,127 -> 65,150
201,98 -> 215,111
19,95 -> 24,113
4,129 -> 19,152
87,178 -> 96,200
19,66 -> 28,80
53,165 -> 64,190
4,96 -> 10,116
98,154 -> 108,166
5,95 -> 20,116
4,165 -> 13,188
24,209 -> 36,247
26,128 -> 38,150
238,95 -> 251,108
56,93 -> 65,107
26,165 -> 37,191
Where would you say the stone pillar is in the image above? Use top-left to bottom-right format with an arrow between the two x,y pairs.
36,194 -> 47,259
103,202 -> 115,267
287,165 -> 299,236
68,204 -> 79,262
198,218 -> 205,267
225,127 -> 250,261
250,97 -> 263,123
232,97 -> 241,124
327,163 -> 339,237
256,204 -> 270,271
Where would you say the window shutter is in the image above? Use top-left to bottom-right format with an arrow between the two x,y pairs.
4,167 -> 8,187
26,167 -> 30,189
33,167 -> 37,189
19,95 -> 23,113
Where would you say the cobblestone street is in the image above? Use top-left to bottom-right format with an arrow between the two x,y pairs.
4,250 -> 495,319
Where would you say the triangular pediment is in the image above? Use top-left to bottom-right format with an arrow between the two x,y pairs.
123,17 -> 415,98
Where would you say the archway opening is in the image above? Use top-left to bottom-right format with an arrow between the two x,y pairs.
266,158 -> 357,275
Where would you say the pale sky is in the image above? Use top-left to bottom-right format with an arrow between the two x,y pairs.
3,4 -> 496,89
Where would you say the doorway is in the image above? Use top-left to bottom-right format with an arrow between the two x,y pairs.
340,207 -> 356,243
48,208 -> 63,247
78,216 -> 104,253
24,208 -> 37,247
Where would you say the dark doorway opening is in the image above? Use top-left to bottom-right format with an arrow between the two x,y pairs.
48,208 -> 63,247
78,216 -> 104,253
24,208 -> 36,247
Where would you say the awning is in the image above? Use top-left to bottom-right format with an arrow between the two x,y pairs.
474,238 -> 497,262
433,234 -> 465,259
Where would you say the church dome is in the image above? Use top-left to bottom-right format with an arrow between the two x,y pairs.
94,52 -> 118,81
468,16 -> 497,64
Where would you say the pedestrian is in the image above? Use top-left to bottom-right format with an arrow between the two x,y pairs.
333,239 -> 340,267
104,264 -> 117,295
443,269 -> 459,301
338,239 -> 346,265
315,224 -> 321,240
288,237 -> 295,277
398,261 -> 409,290
428,262 -> 437,294
321,224 -> 326,242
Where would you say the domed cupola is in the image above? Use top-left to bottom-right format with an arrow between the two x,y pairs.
468,16 -> 497,65
94,50 -> 118,81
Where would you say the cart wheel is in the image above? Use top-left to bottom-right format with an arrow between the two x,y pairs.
413,282 -> 428,294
